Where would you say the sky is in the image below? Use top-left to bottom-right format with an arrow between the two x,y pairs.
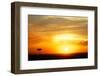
28,15 -> 88,55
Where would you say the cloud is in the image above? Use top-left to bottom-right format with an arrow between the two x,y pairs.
28,15 -> 88,35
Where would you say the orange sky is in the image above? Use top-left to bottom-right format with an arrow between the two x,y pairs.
28,15 -> 88,55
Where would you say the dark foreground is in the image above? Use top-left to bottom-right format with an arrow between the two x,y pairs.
28,52 -> 88,61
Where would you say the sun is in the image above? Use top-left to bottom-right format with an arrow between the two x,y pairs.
58,45 -> 71,54
57,45 -> 79,54
63,47 -> 69,52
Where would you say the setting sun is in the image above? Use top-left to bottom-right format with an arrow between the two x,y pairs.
63,47 -> 69,52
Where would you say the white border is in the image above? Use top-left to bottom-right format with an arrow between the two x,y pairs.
20,6 -> 95,70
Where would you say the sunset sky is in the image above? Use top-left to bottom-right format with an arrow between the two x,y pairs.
28,15 -> 88,55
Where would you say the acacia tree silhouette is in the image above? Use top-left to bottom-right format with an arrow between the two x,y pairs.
37,48 -> 42,51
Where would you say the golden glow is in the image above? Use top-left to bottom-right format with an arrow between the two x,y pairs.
50,34 -> 87,54
52,34 -> 86,42
28,15 -> 88,56
54,34 -> 76,39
